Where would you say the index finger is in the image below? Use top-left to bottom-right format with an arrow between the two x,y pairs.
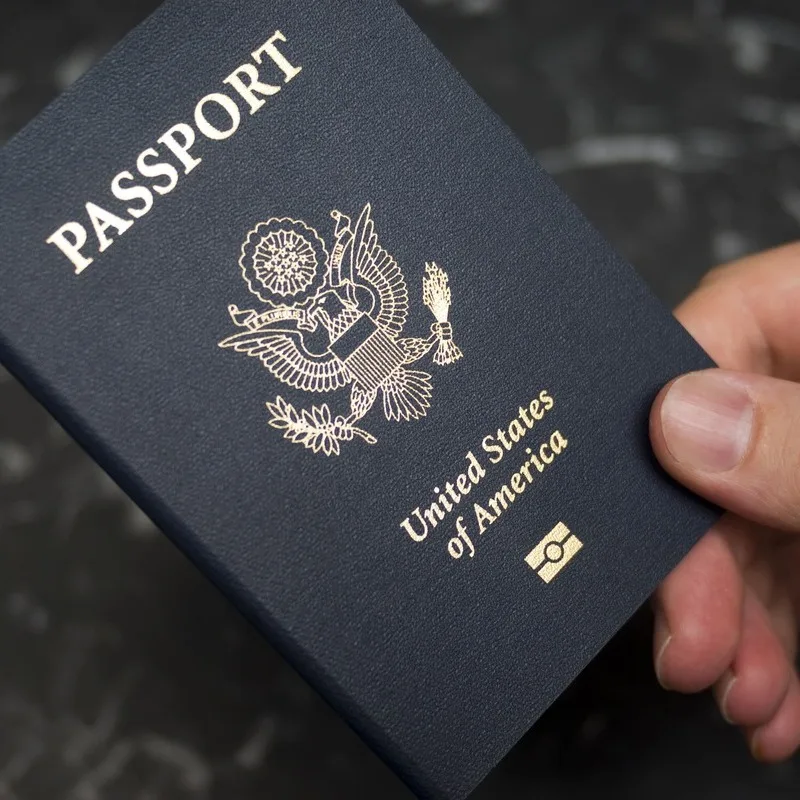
676,243 -> 800,381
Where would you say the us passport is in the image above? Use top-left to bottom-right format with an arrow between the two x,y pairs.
0,1 -> 719,798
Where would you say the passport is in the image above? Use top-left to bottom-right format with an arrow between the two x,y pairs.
0,1 -> 719,797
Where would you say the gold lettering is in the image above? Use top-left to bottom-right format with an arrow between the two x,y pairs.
85,202 -> 133,252
423,500 -> 446,528
195,93 -> 242,140
435,487 -> 453,513
481,435 -> 504,465
46,222 -> 93,275
445,481 -> 461,504
137,148 -> 179,195
400,508 -> 428,542
54,31 -> 305,275
474,503 -> 496,534
551,430 -> 568,454
398,396 -> 568,555
497,428 -> 513,451
158,122 -> 202,174
448,516 -> 475,559
252,30 -> 302,83
224,63 -> 281,114
466,450 -> 486,483
488,484 -> 516,516
510,471 -> 526,494
448,537 -> 465,559
111,171 -> 153,219
508,418 -> 526,443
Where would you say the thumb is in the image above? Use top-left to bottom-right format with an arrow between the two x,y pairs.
651,370 -> 800,532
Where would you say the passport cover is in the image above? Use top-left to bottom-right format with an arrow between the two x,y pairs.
0,1 -> 720,797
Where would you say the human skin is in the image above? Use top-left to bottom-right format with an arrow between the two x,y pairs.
650,242 -> 800,761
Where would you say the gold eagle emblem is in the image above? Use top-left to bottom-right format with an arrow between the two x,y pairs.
219,204 -> 462,455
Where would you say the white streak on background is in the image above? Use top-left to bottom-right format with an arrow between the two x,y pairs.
54,48 -> 98,91
5,592 -> 49,633
739,96 -> 800,138
417,0 -> 505,14
0,442 -> 34,482
538,132 -> 742,174
0,73 -> 18,103
235,716 -> 277,770
124,503 -> 158,539
69,741 -> 134,800
780,189 -> 800,226
64,688 -> 128,766
728,15 -> 800,53
727,20 -> 771,73
712,230 -> 751,263
140,735 -> 211,793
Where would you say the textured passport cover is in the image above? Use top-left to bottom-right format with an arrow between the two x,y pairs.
0,1 -> 720,797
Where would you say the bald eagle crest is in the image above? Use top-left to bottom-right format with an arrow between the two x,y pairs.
219,204 -> 462,456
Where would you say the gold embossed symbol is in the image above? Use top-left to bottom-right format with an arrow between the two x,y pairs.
525,522 -> 583,583
219,204 -> 463,455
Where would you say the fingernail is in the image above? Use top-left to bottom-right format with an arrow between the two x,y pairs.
660,372 -> 754,473
654,611 -> 673,690
717,671 -> 737,724
655,636 -> 673,690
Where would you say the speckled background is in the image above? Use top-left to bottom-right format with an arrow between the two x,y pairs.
1,1 -> 800,798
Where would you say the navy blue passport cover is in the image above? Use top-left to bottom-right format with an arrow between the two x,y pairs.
0,1 -> 719,797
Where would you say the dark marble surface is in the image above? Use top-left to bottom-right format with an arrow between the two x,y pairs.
1,1 -> 800,797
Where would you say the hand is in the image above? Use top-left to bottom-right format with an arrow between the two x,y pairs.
649,243 -> 800,762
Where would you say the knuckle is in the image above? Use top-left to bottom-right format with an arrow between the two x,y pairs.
743,393 -> 800,529
777,416 -> 800,503
698,262 -> 737,289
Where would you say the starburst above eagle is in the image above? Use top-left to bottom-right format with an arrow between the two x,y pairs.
219,203 -> 462,455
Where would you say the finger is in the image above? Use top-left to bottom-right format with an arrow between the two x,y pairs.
713,590 -> 791,728
749,670 -> 800,762
654,520 -> 743,693
675,242 -> 800,380
715,516 -> 799,660
766,589 -> 799,664
651,370 -> 800,532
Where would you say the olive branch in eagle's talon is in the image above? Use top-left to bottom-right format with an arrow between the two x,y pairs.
266,396 -> 377,457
